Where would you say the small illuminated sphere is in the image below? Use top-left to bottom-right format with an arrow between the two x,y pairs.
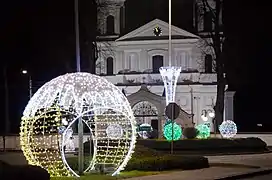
219,120 -> 237,138
106,124 -> 123,139
208,112 -> 215,118
20,72 -> 137,177
201,115 -> 208,121
196,124 -> 210,139
163,120 -> 182,141
58,126 -> 66,134
62,118 -> 68,126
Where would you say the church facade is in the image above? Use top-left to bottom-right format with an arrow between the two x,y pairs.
94,0 -> 233,137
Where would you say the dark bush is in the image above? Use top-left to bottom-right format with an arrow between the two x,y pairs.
136,137 -> 268,152
83,140 -> 94,154
66,156 -> 92,171
125,155 -> 209,171
149,129 -> 159,139
132,145 -> 162,158
1,164 -> 50,180
0,160 -> 10,178
183,127 -> 199,139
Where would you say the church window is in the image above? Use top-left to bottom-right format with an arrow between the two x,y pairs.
205,54 -> 213,73
106,57 -> 114,75
106,15 -> 115,35
204,11 -> 213,32
178,51 -> 190,70
152,55 -> 163,73
132,101 -> 158,125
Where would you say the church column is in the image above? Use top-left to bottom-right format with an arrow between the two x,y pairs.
193,95 -> 201,125
140,49 -> 148,71
124,52 -> 128,69
224,91 -> 236,121
189,50 -> 193,68
115,7 -> 121,34
115,51 -> 121,74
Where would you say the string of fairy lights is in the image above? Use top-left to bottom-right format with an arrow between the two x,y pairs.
20,73 -> 137,177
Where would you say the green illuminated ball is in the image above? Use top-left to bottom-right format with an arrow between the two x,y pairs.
196,124 -> 210,139
163,120 -> 182,141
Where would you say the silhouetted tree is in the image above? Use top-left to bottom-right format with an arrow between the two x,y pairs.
198,0 -> 226,127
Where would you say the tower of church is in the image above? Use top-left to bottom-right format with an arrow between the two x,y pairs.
96,0 -> 126,36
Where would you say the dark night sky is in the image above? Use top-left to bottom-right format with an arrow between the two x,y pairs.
1,0 -> 272,134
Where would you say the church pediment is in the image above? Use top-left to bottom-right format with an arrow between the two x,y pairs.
116,19 -> 199,41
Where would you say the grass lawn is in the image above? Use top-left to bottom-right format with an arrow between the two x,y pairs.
50,170 -> 164,180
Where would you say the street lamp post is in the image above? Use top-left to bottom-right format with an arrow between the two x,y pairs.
201,109 -> 215,134
3,65 -> 9,152
159,0 -> 182,154
22,70 -> 32,99
74,0 -> 84,175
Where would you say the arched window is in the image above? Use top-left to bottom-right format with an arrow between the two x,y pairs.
205,54 -> 213,73
132,101 -> 158,125
152,55 -> 163,73
106,15 -> 115,35
204,11 -> 213,31
106,57 -> 114,75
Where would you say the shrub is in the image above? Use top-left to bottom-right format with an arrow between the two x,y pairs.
66,156 -> 92,171
67,145 -> 209,172
136,137 -> 268,152
132,145 -> 162,158
183,127 -> 199,139
0,160 -> 10,178
125,155 -> 209,171
1,164 -> 50,180
83,140 -> 94,154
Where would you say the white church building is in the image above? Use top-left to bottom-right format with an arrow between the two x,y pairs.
94,0 -> 234,137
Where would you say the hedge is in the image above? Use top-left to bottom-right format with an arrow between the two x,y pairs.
136,137 -> 268,152
125,155 -> 209,171
0,160 -> 50,180
68,144 -> 209,172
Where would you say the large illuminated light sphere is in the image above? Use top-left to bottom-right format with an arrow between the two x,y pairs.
20,72 -> 137,177
196,124 -> 210,139
163,120 -> 182,141
219,120 -> 237,138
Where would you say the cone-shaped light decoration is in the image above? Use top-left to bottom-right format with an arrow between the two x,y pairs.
159,67 -> 181,105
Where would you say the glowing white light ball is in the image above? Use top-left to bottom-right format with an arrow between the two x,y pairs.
208,112 -> 215,118
20,72 -> 137,177
106,124 -> 124,139
219,120 -> 237,138
201,115 -> 208,121
62,118 -> 68,126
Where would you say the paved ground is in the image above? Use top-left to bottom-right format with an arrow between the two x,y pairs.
127,167 -> 261,180
241,173 -> 272,180
207,152 -> 272,168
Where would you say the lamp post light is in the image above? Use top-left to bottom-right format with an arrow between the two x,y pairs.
159,0 -> 182,154
201,109 -> 215,121
22,70 -> 32,99
74,0 -> 84,175
201,109 -> 215,135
